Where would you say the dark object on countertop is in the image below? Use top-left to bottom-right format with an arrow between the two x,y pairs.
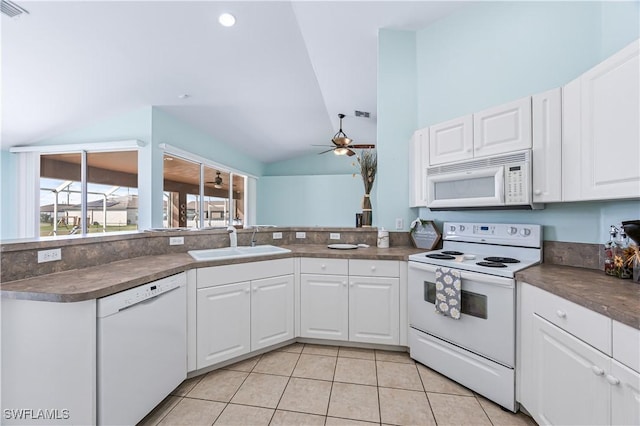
622,220 -> 640,245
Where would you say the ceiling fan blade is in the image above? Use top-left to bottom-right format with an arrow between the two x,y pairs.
317,148 -> 335,155
346,149 -> 356,156
312,144 -> 333,147
350,144 -> 376,149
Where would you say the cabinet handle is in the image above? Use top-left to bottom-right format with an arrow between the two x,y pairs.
466,148 -> 472,153
605,374 -> 620,385
556,310 -> 567,319
253,287 -> 258,292
321,264 -> 326,269
591,366 -> 605,376
534,189 -> 542,195
349,282 -> 354,287
244,289 -> 251,294
371,266 -> 376,271
342,281 -> 347,287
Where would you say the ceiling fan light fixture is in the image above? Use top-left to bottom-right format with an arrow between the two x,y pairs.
333,147 -> 350,156
213,171 -> 223,188
331,114 -> 350,146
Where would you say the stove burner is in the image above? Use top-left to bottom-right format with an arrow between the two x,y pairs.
484,257 -> 520,264
426,253 -> 456,260
442,251 -> 464,256
477,261 -> 508,268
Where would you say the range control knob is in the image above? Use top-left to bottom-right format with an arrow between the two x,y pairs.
507,227 -> 518,235
520,228 -> 532,237
459,225 -> 466,232
449,225 -> 456,233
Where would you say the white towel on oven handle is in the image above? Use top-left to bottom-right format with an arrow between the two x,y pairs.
434,267 -> 461,319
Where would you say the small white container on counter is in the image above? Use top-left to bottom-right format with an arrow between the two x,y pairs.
377,228 -> 389,248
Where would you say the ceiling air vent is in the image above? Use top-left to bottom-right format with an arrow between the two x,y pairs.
354,110 -> 370,118
1,0 -> 29,18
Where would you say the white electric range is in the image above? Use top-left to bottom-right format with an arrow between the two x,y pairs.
408,222 -> 542,412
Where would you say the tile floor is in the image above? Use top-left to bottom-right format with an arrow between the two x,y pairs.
139,343 -> 536,426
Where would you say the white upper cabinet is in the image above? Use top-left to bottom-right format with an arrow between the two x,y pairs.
562,39 -> 640,201
532,88 -> 562,203
429,115 -> 473,165
409,128 -> 429,207
473,96 -> 532,158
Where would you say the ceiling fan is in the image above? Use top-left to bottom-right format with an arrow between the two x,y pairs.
205,171 -> 223,189
315,113 -> 375,156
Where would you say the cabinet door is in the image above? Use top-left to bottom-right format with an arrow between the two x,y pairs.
349,276 -> 399,345
251,275 -> 294,351
532,315 -> 610,426
300,274 -> 348,341
409,128 -> 429,207
561,78 -> 582,201
579,40 -> 640,200
611,359 -> 640,426
473,97 -> 532,158
429,115 -> 473,165
532,88 -> 562,203
197,282 -> 250,369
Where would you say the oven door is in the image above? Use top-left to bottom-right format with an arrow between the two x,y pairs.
426,166 -> 504,209
408,261 -> 514,367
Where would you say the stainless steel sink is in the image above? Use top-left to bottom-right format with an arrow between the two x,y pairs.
188,245 -> 291,261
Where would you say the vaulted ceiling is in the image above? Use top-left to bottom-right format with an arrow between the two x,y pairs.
2,1 -> 465,163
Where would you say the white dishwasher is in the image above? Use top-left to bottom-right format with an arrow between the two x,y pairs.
97,272 -> 187,426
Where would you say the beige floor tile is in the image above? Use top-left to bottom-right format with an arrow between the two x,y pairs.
230,372 -> 289,408
302,344 -> 339,357
277,343 -> 305,354
427,393 -> 492,426
292,354 -> 336,381
187,369 -> 248,402
253,351 -> 300,376
376,361 -> 423,391
277,377 -> 332,415
379,387 -> 435,426
334,357 -> 377,386
338,347 -> 375,360
223,355 -> 261,373
416,363 -> 473,396
170,376 -> 203,397
270,410 -> 326,425
325,417 -> 379,425
477,395 -> 537,426
327,382 -> 380,423
214,403 -> 274,426
137,395 -> 181,426
158,397 -> 226,426
375,349 -> 414,364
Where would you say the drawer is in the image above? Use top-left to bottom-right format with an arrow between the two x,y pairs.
300,258 -> 348,275
526,283 -> 611,355
197,258 -> 294,288
349,259 -> 400,277
613,320 -> 640,373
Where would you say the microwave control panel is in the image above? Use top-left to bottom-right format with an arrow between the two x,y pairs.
505,163 -> 529,204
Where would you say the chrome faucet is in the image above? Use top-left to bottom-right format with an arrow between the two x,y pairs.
249,225 -> 275,246
227,226 -> 237,248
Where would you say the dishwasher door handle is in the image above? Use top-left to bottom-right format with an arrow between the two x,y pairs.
118,285 -> 182,313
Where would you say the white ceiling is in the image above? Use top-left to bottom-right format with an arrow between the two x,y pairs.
1,1 -> 465,163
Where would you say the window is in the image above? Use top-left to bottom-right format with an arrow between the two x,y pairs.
163,153 -> 246,229
39,151 -> 139,236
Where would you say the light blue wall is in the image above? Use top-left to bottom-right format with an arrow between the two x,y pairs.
264,151 -> 354,176
0,150 -> 18,239
376,0 -> 640,243
257,174 -> 363,227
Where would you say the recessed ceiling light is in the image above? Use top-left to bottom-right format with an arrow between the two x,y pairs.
218,13 -> 236,27
178,94 -> 190,99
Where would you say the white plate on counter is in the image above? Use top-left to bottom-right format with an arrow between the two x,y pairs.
327,244 -> 358,250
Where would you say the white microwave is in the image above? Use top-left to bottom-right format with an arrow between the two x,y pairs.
425,150 -> 543,210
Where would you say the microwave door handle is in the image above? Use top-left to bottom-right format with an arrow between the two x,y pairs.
496,166 -> 505,204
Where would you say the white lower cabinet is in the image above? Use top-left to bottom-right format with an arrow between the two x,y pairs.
197,281 -> 251,369
300,273 -> 349,341
519,282 -> 640,426
299,258 -> 401,345
349,276 -> 399,344
251,275 -> 295,350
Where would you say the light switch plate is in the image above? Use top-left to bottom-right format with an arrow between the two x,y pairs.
38,248 -> 61,263
296,232 -> 306,239
169,236 -> 184,245
329,233 -> 340,240
273,232 -> 283,239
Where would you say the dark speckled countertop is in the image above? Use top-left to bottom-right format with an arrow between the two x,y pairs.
516,264 -> 640,330
0,245 -> 424,303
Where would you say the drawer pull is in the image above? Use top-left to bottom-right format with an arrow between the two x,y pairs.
342,281 -> 347,287
371,266 -> 376,271
591,366 -> 605,376
244,289 -> 251,294
556,310 -> 567,319
606,375 -> 620,385
321,264 -> 326,269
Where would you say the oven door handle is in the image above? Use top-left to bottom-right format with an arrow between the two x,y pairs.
409,262 -> 514,288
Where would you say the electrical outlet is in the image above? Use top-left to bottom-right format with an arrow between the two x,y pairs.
273,232 -> 283,240
329,233 -> 340,240
169,236 -> 184,246
296,232 -> 306,239
38,248 -> 61,263
395,218 -> 404,230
